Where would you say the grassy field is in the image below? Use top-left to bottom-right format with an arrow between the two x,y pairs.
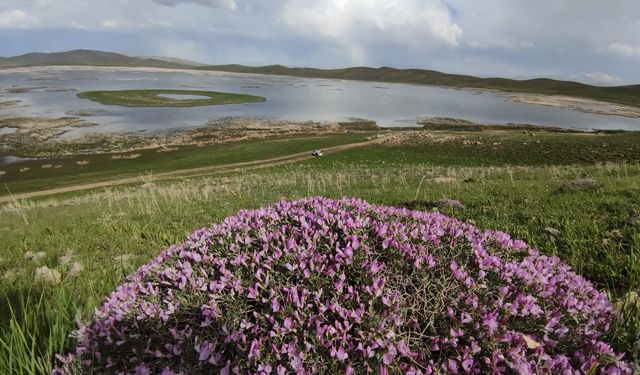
77,89 -> 265,107
0,133 -> 372,195
1,129 -> 640,372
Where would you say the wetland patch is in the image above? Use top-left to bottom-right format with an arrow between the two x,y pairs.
77,89 -> 266,107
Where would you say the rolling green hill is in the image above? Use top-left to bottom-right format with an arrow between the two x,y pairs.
0,49 -> 189,69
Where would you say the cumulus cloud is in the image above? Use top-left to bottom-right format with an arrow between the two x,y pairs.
1,0 -> 640,83
0,9 -> 40,28
152,0 -> 237,9
608,42 -> 640,57
282,0 -> 462,48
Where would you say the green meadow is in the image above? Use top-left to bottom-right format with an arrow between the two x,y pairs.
1,129 -> 639,372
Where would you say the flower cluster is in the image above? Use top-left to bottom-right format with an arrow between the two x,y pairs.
55,197 -> 631,374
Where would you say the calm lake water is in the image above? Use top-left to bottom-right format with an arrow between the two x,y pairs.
1,67 -> 640,137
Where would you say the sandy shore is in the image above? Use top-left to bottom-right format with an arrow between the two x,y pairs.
498,92 -> 640,118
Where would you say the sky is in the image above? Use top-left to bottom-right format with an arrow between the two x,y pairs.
1,0 -> 639,85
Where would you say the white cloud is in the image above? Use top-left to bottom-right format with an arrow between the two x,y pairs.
154,38 -> 209,62
467,39 -> 533,50
571,72 -> 622,86
151,0 -> 237,9
101,20 -> 120,29
282,0 -> 462,47
0,9 -> 40,29
608,42 -> 640,57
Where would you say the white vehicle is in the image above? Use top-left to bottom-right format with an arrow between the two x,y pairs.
311,150 -> 324,157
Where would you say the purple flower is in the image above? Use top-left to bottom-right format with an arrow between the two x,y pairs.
482,312 -> 499,335
54,197 -> 632,374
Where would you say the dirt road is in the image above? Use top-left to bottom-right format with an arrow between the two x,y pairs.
0,137 -> 379,203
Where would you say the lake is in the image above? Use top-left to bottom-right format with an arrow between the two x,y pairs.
1,66 -> 640,136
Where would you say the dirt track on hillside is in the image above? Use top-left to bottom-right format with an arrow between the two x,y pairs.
0,137 -> 380,203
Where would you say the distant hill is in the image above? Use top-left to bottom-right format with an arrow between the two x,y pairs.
1,50 -> 639,108
0,50 -> 189,69
148,56 -> 207,66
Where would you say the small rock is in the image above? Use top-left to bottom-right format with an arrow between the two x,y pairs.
41,164 -> 53,169
34,266 -> 61,284
19,167 -> 31,173
435,198 -> 464,209
54,165 -> 62,169
76,160 -> 90,165
24,251 -> 47,261
58,252 -> 74,266
428,177 -> 457,184
68,262 -> 84,277
544,227 -> 561,236
0,170 -> 6,176
565,178 -> 599,190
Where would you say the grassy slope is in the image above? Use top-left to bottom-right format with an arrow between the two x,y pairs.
77,89 -> 265,107
1,131 -> 639,372
199,65 -> 640,108
0,50 -> 187,69
0,133 -> 371,195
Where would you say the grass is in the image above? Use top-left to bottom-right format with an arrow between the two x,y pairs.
0,132 -> 372,195
1,130 -> 640,372
326,130 -> 640,166
77,89 -> 265,107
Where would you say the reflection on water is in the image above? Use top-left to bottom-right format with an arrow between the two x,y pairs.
0,67 -> 639,133
0,155 -> 32,166
0,127 -> 16,135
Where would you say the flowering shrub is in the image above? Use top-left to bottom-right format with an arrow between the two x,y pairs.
55,197 -> 632,374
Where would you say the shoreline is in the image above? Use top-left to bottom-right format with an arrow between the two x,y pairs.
1,114 -> 634,160
0,117 -> 382,158
2,65 -> 639,119
496,91 -> 640,118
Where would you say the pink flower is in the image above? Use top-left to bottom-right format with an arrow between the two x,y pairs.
271,298 -> 280,312
330,346 -> 349,361
249,339 -> 261,360
483,312 -> 499,335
